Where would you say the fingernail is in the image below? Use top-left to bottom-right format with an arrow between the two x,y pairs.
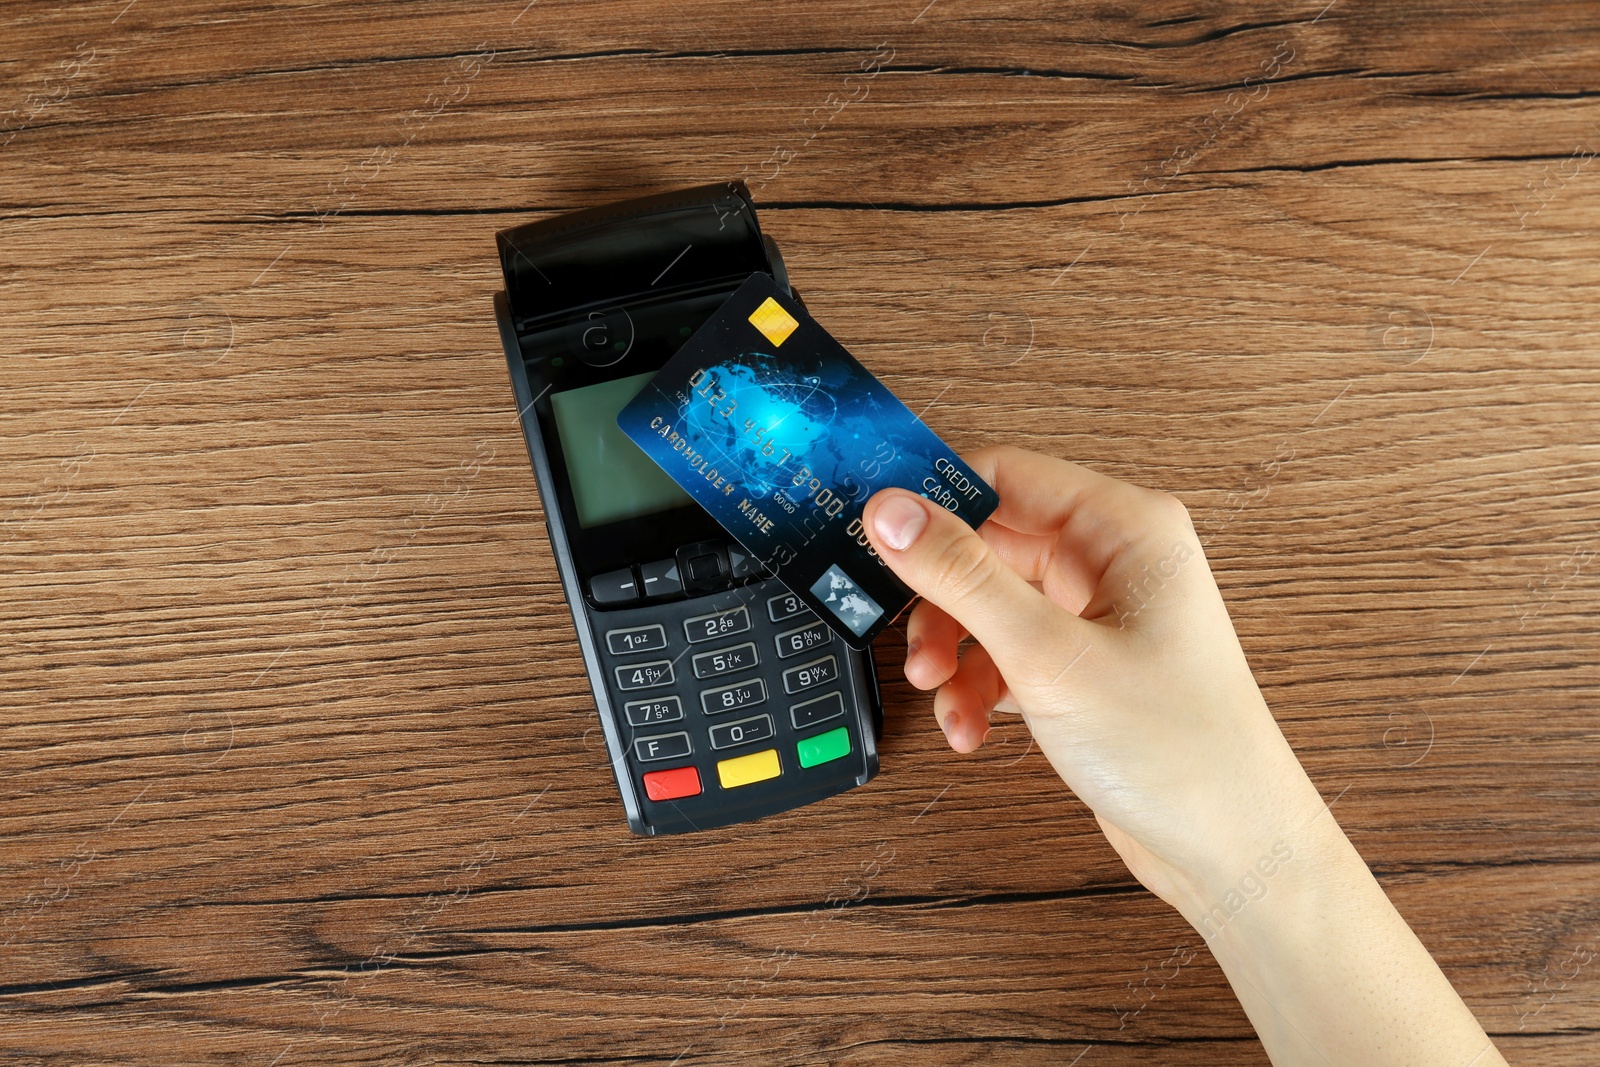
904,638 -> 922,673
873,494 -> 927,551
939,709 -> 958,744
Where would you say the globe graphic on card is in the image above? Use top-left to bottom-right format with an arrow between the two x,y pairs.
679,356 -> 868,494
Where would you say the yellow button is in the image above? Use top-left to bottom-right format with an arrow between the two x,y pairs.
716,747 -> 781,789
747,297 -> 799,347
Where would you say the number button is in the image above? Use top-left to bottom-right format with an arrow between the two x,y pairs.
700,677 -> 767,716
692,641 -> 759,679
767,592 -> 812,623
708,713 -> 775,751
782,655 -> 838,694
615,659 -> 674,691
684,606 -> 751,644
790,691 -> 845,730
774,619 -> 831,659
623,696 -> 683,727
606,624 -> 667,656
633,731 -> 692,763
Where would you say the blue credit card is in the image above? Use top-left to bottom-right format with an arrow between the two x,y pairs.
616,272 -> 998,648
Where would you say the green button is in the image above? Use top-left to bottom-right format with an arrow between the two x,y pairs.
796,726 -> 852,768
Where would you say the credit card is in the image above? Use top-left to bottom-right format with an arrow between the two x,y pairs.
616,271 -> 998,648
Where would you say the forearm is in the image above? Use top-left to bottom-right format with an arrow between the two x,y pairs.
1174,813 -> 1506,1067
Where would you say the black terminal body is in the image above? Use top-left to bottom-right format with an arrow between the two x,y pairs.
493,181 -> 883,835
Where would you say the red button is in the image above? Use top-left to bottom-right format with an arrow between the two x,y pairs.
643,765 -> 702,801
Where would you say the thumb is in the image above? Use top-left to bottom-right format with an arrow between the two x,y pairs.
863,488 -> 1084,683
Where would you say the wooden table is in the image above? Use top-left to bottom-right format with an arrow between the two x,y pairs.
4,2 -> 1596,1063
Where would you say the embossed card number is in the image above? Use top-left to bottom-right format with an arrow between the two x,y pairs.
618,272 -> 999,648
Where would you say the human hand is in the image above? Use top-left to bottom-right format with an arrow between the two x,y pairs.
862,445 -> 1327,905
863,446 -> 1508,1066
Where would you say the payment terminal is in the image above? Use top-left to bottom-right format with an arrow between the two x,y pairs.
493,181 -> 883,835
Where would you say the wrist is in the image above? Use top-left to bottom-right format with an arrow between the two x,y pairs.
1157,722 -> 1345,920
1170,805 -> 1503,1065
1178,810 -> 1374,952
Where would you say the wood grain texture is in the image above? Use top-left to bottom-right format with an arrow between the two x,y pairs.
3,0 -> 1597,1063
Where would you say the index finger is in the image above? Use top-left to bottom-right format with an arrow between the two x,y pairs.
968,444 -> 1132,537
968,445 -> 1178,578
